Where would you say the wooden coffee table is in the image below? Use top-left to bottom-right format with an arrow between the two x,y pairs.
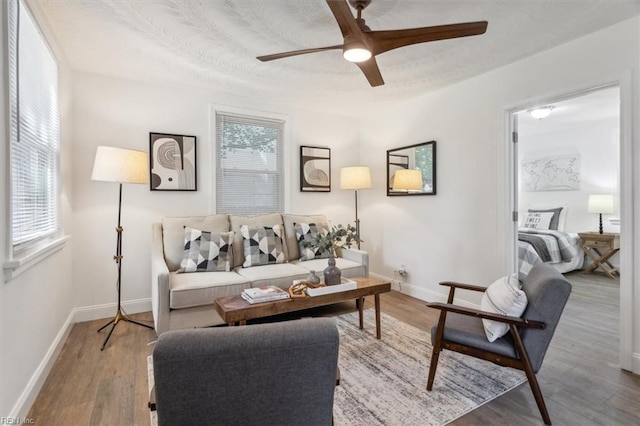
214,277 -> 391,339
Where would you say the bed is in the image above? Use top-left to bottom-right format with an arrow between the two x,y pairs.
517,207 -> 584,281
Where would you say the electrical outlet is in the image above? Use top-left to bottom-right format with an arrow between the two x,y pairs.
398,264 -> 408,278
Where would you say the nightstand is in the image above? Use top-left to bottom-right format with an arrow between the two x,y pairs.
577,232 -> 620,279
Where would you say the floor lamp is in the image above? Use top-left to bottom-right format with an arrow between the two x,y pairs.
340,166 -> 371,250
92,146 -> 153,350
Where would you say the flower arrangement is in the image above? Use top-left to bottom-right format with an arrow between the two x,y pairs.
301,223 -> 361,256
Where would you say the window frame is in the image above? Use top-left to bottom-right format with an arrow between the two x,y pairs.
3,0 -> 67,281
210,104 -> 291,215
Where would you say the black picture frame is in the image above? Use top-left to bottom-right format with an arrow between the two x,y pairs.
149,132 -> 197,191
300,145 -> 331,192
387,141 -> 436,196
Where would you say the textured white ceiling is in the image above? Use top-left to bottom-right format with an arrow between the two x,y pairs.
37,0 -> 640,116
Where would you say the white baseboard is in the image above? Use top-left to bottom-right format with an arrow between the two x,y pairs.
8,297 -> 153,419
370,273 -> 480,309
73,297 -> 153,323
9,311 -> 75,420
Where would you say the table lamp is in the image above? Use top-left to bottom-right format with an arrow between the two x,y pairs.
587,194 -> 614,234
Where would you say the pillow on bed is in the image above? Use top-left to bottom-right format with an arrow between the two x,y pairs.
527,207 -> 564,230
522,212 -> 554,230
480,274 -> 528,342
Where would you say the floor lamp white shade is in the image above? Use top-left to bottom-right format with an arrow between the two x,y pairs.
340,166 -> 371,250
340,166 -> 372,190
92,146 -> 149,184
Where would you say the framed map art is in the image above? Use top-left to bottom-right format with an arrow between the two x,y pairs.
521,153 -> 580,192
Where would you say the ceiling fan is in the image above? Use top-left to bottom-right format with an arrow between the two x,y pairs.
257,0 -> 488,87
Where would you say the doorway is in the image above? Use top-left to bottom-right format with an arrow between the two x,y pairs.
506,83 -> 633,371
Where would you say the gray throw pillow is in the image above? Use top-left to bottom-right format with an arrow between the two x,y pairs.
528,207 -> 563,230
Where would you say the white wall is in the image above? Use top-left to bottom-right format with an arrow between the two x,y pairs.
1,0 -> 75,417
518,116 -> 620,234
71,72 -> 361,318
359,17 -> 639,311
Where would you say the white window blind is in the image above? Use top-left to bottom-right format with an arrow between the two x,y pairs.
8,0 -> 61,247
216,112 -> 284,215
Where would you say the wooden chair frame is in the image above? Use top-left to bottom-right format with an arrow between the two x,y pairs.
426,281 -> 553,425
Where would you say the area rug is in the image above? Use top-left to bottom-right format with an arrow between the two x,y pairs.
148,310 -> 526,425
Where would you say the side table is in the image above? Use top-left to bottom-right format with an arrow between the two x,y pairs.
577,232 -> 620,279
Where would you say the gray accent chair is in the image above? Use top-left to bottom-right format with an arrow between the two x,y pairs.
426,263 -> 572,425
152,318 -> 339,426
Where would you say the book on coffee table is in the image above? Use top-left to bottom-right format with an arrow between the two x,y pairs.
242,286 -> 290,304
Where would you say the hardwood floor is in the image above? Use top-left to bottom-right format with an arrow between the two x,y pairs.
28,271 -> 640,425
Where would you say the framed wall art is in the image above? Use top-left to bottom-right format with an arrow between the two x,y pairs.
300,146 -> 331,192
149,132 -> 197,191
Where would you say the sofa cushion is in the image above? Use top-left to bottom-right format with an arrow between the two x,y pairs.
163,215 -> 230,271
292,257 -> 366,278
282,214 -> 328,261
230,213 -> 285,268
178,228 -> 234,273
294,222 -> 330,261
241,225 -> 286,267
170,271 -> 251,309
236,263 -> 310,289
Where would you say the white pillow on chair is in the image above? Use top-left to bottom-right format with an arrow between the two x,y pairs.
480,274 -> 528,342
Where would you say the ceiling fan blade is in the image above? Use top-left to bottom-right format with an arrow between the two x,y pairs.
367,21 -> 488,56
355,56 -> 384,87
257,45 -> 343,62
326,0 -> 361,37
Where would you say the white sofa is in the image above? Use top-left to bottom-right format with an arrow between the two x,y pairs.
151,213 -> 369,335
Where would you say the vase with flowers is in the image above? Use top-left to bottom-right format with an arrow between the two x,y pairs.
301,223 -> 360,285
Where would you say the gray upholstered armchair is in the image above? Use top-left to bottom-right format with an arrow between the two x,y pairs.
426,263 -> 572,425
152,318 -> 339,426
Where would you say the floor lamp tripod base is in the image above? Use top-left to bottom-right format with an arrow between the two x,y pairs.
98,308 -> 152,351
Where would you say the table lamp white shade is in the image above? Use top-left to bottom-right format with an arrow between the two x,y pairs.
340,166 -> 371,190
393,169 -> 423,191
587,194 -> 614,214
91,146 -> 149,184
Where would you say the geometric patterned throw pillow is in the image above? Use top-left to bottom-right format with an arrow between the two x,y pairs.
178,227 -> 234,273
294,222 -> 330,261
240,224 -> 286,268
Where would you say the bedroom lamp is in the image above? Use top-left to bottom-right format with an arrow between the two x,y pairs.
587,194 -> 614,234
392,169 -> 423,192
340,166 -> 371,249
92,146 -> 153,350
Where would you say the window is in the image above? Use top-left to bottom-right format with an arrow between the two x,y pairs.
7,0 -> 61,250
215,111 -> 285,215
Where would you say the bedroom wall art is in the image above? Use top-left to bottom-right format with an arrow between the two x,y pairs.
300,145 -> 331,192
149,132 -> 197,191
521,153 -> 580,192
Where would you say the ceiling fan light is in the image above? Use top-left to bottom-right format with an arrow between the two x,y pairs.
344,47 -> 371,62
343,36 -> 371,62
